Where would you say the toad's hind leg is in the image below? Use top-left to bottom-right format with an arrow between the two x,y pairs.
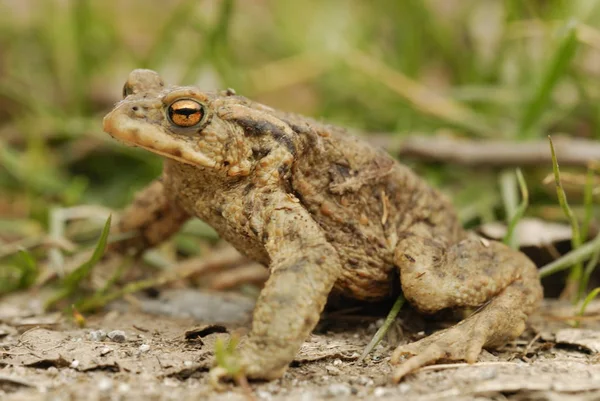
391,223 -> 542,382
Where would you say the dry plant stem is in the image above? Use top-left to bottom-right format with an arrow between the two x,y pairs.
346,50 -> 494,137
549,136 -> 583,302
77,248 -> 244,312
208,263 -> 268,290
393,135 -> 600,167
235,376 -> 257,401
359,294 -> 405,362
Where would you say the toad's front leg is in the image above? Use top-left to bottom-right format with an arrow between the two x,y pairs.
238,194 -> 343,380
109,178 -> 190,254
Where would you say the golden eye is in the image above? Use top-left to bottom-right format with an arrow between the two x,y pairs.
167,99 -> 204,127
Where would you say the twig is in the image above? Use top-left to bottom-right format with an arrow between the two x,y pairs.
382,135 -> 600,167
76,247 -> 244,312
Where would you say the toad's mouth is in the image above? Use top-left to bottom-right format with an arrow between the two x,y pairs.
103,109 -> 216,168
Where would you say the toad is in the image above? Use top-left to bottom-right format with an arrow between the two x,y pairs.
103,69 -> 542,382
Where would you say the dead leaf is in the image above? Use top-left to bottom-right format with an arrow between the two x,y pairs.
556,329 -> 600,353
478,218 -> 573,247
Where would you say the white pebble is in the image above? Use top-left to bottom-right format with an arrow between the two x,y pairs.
325,383 -> 351,397
256,390 -> 273,400
70,360 -> 80,369
88,330 -> 106,342
138,344 -> 150,353
398,383 -> 411,393
97,378 -> 113,392
374,387 -> 388,397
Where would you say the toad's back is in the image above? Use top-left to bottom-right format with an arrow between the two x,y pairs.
274,114 -> 465,300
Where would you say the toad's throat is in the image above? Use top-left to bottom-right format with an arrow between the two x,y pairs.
103,111 -> 216,168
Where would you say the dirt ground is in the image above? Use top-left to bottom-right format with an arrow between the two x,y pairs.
1,287 -> 600,401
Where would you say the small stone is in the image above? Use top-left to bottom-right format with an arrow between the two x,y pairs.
374,387 -> 388,397
325,365 -> 341,376
97,378 -> 113,392
184,360 -> 193,367
70,360 -> 80,369
398,383 -> 411,394
100,347 -> 112,356
139,344 -> 150,353
325,383 -> 351,397
88,330 -> 106,342
46,367 -> 58,376
256,390 -> 273,400
332,358 -> 342,366
356,376 -> 374,386
107,330 -> 126,343
118,383 -> 130,393
300,393 -> 315,401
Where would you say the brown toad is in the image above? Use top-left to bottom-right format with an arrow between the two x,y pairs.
103,69 -> 543,382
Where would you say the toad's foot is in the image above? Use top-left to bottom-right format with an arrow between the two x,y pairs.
390,282 -> 532,382
390,312 -> 492,382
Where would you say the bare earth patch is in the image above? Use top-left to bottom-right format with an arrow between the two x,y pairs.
1,290 -> 600,401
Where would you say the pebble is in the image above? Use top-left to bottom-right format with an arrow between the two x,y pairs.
325,365 -> 341,376
256,390 -> 273,400
325,383 -> 351,397
107,330 -> 126,343
398,383 -> 411,394
46,367 -> 58,376
70,360 -> 80,369
97,378 -> 113,392
88,330 -> 106,342
356,376 -> 374,386
138,344 -> 150,353
373,387 -> 388,397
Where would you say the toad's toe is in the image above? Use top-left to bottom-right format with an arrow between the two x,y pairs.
390,318 -> 489,382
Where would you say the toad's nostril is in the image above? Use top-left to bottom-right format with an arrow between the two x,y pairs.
132,106 -> 139,111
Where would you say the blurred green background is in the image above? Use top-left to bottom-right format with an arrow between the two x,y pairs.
1,0 -> 600,287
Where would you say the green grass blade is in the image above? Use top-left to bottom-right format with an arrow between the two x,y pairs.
16,249 -> 39,289
539,230 -> 600,278
46,215 -> 112,309
580,167 -> 594,242
519,20 -> 579,138
579,287 -> 600,318
548,136 -> 583,301
359,294 -> 405,362
503,168 -> 529,249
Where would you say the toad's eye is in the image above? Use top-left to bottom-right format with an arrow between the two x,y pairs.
167,99 -> 204,127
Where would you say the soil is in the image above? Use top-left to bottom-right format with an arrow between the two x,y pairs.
1,287 -> 600,401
